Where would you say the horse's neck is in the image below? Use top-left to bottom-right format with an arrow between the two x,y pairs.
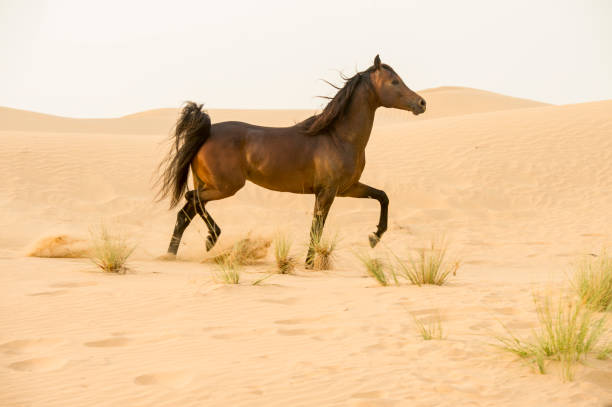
331,83 -> 379,151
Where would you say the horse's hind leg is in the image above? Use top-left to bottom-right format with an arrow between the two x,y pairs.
167,198 -> 197,256
188,174 -> 245,251
165,188 -> 224,256
187,190 -> 221,251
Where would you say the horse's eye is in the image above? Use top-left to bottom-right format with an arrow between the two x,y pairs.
391,79 -> 399,85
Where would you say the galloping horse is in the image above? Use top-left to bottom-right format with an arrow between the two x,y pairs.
157,55 -> 426,267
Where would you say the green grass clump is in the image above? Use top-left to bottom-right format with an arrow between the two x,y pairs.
214,255 -> 241,284
572,252 -> 612,312
274,233 -> 296,274
90,225 -> 135,274
413,313 -> 445,340
497,294 -> 610,381
358,255 -> 398,286
211,239 -> 258,284
361,256 -> 388,286
394,239 -> 459,286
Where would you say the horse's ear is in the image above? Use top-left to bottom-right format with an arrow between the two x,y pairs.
373,54 -> 381,70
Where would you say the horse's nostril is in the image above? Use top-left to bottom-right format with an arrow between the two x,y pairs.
419,98 -> 426,108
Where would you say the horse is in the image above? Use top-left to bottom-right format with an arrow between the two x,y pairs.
157,55 -> 426,267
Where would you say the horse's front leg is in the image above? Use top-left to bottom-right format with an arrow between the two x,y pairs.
305,187 -> 337,268
338,182 -> 389,248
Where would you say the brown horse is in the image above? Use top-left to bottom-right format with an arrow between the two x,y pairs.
157,55 -> 426,267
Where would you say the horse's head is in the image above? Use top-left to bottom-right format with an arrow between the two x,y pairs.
369,55 -> 426,115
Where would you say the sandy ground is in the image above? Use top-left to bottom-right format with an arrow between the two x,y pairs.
1,87 -> 612,406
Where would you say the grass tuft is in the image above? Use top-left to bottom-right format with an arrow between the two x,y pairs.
89,225 -> 135,274
212,236 -> 270,266
359,255 -> 391,286
571,251 -> 612,312
213,253 -> 241,284
413,312 -> 445,340
274,233 -> 296,274
394,239 -> 459,286
312,231 -> 338,271
496,293 -> 610,380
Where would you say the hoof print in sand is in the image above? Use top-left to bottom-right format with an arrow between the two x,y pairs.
28,289 -> 69,297
9,357 -> 67,372
49,281 -> 98,288
156,253 -> 177,261
134,371 -> 193,389
84,337 -> 130,347
1,338 -> 63,354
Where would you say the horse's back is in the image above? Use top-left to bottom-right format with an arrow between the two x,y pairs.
211,120 -> 295,134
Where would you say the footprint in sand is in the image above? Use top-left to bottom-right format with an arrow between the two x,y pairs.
275,318 -> 308,325
27,289 -> 69,296
492,307 -> 518,315
134,371 -> 193,389
84,337 -> 131,347
49,281 -> 98,288
211,333 -> 233,340
463,259 -> 488,265
274,315 -> 330,325
0,338 -> 63,354
277,328 -> 309,336
8,357 -> 67,372
481,293 -> 501,302
468,321 -> 493,331
362,341 -> 389,352
260,297 -> 299,305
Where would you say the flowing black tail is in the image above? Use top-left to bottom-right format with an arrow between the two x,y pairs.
156,102 -> 211,208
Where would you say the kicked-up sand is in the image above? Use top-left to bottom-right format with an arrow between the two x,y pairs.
1,87 -> 612,406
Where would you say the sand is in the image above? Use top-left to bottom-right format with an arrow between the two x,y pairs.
1,87 -> 611,406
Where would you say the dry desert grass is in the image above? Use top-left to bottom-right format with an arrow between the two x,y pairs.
572,251 -> 612,312
209,236 -> 271,266
311,231 -> 338,271
273,233 -> 296,274
394,239 -> 459,286
413,312 -> 445,340
89,225 -> 135,274
497,292 -> 611,381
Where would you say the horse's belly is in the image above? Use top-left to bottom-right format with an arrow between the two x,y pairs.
247,167 -> 316,194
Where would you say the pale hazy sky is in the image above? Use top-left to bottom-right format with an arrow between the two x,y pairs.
2,0 -> 611,117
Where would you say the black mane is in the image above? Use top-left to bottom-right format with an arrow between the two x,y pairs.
301,66 -> 376,136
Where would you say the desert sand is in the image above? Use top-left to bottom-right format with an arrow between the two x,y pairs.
1,87 -> 612,406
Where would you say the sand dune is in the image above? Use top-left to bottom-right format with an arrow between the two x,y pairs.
0,86 -> 546,134
1,89 -> 612,406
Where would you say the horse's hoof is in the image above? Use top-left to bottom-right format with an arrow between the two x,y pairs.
368,234 -> 380,248
304,262 -> 314,270
157,252 -> 176,261
205,236 -> 216,252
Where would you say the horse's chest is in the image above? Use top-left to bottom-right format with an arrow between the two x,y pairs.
348,154 -> 366,182
333,153 -> 365,189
